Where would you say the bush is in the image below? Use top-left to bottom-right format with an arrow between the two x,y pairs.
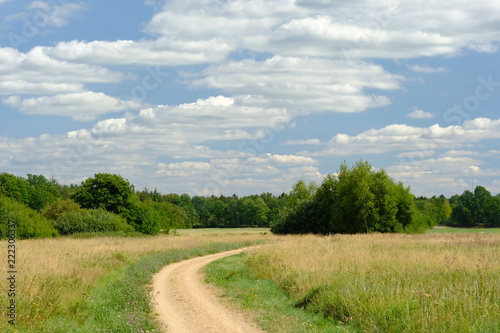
121,203 -> 161,235
42,198 -> 84,221
0,196 -> 58,239
53,209 -> 134,235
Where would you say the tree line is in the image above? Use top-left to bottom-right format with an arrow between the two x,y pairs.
0,162 -> 498,239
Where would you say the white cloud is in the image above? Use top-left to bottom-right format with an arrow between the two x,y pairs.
407,64 -> 448,73
248,153 -> 318,165
284,139 -> 322,145
188,56 -> 403,114
407,107 -> 435,119
142,0 -> 500,60
385,154 -> 500,196
3,92 -> 147,121
44,37 -> 230,66
0,47 -> 127,95
303,117 -> 500,157
34,0 -> 500,68
27,1 -> 87,27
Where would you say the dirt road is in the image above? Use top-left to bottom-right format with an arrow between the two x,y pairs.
152,248 -> 264,333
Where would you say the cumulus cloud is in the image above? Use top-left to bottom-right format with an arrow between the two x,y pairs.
385,153 -> 500,196
3,92 -> 147,121
248,153 -> 318,165
33,0 -> 500,68
2,0 -> 500,197
43,37 -> 230,66
0,47 -> 127,95
407,64 -> 448,73
27,1 -> 87,27
284,139 -> 322,145
141,0 -> 500,60
301,117 -> 500,157
407,107 -> 435,119
188,56 -> 402,114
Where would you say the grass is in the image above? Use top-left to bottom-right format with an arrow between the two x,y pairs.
207,233 -> 500,333
427,226 -> 500,234
0,229 -> 268,332
205,253 -> 354,332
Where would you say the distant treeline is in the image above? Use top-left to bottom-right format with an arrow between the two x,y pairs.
0,162 -> 499,239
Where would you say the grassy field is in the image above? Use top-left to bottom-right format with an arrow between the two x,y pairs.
0,228 -> 268,332
207,232 -> 500,333
427,226 -> 500,234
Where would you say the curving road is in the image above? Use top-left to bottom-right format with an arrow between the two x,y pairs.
152,248 -> 264,333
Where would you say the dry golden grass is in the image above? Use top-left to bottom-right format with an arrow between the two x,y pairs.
0,229 -> 268,328
246,233 -> 500,332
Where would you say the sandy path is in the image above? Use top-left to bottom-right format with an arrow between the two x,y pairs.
152,248 -> 264,333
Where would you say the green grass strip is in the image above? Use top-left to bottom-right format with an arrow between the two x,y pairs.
36,241 -> 258,333
205,253 -> 356,333
426,226 -> 500,234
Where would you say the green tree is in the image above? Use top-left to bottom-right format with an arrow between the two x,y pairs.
53,208 -> 133,235
240,197 -> 270,227
442,198 -> 452,224
0,173 -> 30,205
71,173 -> 133,214
450,187 -> 494,227
451,190 -> 475,226
41,198 -> 84,221
488,196 -> 500,227
472,186 -> 493,225
0,196 -> 58,239
272,161 -> 422,235
26,174 -> 60,211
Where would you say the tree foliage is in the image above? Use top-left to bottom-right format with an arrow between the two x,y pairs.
449,186 -> 498,227
0,196 -> 58,239
1,169 -> 499,239
71,173 -> 133,214
272,161 -> 425,235
53,208 -> 133,235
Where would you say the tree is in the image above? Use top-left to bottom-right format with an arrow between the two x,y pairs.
41,198 -> 84,221
272,161 -> 423,235
450,187 -> 494,227
26,174 -> 60,211
0,196 -> 58,239
0,173 -> 31,205
240,197 -> 270,227
71,173 -> 133,214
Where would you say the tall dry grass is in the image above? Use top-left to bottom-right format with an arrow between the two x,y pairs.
246,233 -> 500,332
0,230 -> 268,329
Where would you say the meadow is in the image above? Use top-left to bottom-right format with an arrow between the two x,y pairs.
0,228 -> 268,332
2,227 -> 498,332
207,232 -> 500,332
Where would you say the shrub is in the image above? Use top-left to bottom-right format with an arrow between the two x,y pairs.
0,196 -> 58,239
121,203 -> 160,235
42,198 -> 84,221
53,209 -> 134,235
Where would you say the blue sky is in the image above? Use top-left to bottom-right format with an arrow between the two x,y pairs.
1,0 -> 499,197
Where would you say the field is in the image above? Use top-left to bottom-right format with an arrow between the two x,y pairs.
2,228 -> 499,332
427,226 -> 500,234
0,228 -> 268,332
207,232 -> 500,332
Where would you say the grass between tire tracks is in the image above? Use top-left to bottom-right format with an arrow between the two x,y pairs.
206,233 -> 500,333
